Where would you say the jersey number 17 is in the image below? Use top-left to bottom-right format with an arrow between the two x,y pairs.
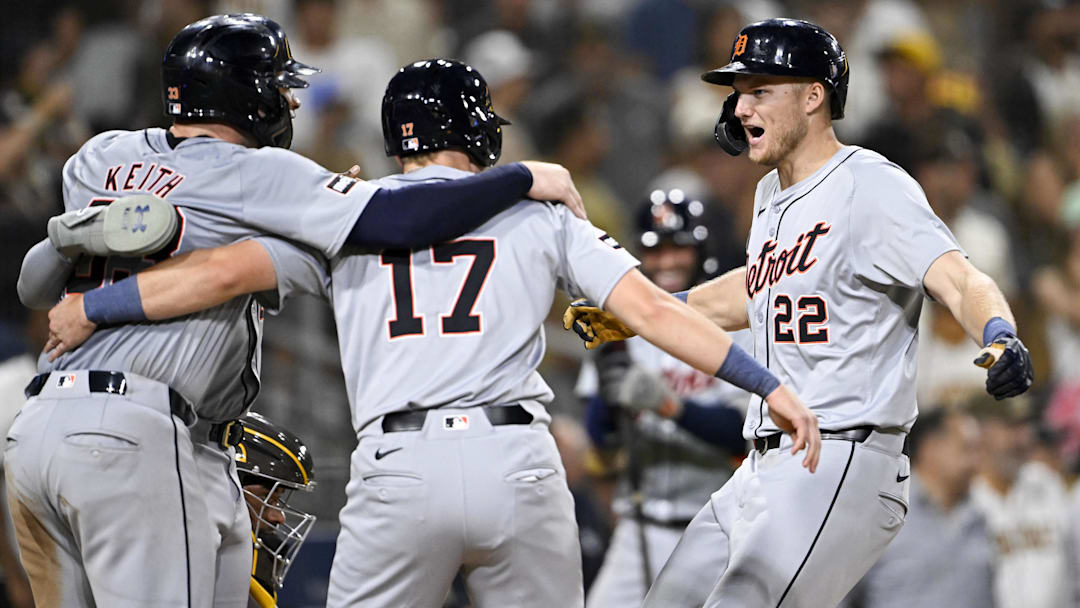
380,239 -> 495,339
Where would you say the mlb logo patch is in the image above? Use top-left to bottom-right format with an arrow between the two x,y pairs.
443,415 -> 469,430
325,174 -> 359,195
57,374 -> 77,389
403,137 -> 420,152
168,103 -> 182,115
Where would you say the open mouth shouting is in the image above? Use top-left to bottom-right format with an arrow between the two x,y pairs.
744,124 -> 765,146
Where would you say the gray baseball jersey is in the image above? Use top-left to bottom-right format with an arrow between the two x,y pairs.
44,128 -> 367,422
318,164 -> 637,607
645,145 -> 950,608
743,145 -> 962,438
325,164 -> 640,432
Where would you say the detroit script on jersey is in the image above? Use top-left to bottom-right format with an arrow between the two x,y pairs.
742,146 -> 962,438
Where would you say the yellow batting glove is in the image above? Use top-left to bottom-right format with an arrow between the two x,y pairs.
562,299 -> 636,350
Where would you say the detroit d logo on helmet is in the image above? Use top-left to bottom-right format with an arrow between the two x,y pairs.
733,34 -> 748,58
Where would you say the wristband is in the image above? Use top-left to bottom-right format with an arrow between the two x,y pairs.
83,277 -> 146,325
982,316 -> 1015,346
673,290 -> 689,303
714,344 -> 781,397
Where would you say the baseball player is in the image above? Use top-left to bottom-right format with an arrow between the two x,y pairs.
579,191 -> 750,608
42,58 -> 821,607
564,18 -> 1034,608
12,14 -> 586,608
233,412 -> 317,608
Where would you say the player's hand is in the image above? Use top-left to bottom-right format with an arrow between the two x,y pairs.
764,385 -> 820,473
614,365 -> 682,418
520,161 -> 587,220
562,299 -> 636,350
344,164 -> 362,179
974,335 -> 1034,399
44,293 -> 97,361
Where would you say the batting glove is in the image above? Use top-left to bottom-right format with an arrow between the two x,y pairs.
974,336 -> 1034,400
562,299 -> 636,350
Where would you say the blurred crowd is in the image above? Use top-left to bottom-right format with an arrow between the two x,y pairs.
2,0 -> 1080,606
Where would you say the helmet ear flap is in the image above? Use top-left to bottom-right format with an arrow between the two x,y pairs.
714,92 -> 747,156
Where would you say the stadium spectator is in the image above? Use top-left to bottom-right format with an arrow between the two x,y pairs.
288,0 -> 397,176
462,30 -> 540,164
796,0 -> 930,141
916,131 -> 1018,407
970,396 -> 1075,608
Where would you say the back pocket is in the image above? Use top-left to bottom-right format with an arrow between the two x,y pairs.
505,466 -> 559,484
63,431 -> 140,451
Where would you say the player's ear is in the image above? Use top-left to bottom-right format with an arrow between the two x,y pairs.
804,82 -> 826,116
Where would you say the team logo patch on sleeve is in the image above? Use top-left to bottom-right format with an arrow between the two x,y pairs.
598,232 -> 623,250
326,174 -> 359,195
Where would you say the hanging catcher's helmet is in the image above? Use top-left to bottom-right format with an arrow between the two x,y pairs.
235,412 -> 317,599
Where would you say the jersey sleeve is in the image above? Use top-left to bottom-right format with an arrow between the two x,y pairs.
849,165 -> 963,294
240,148 -> 379,258
249,236 -> 331,313
554,206 -> 640,308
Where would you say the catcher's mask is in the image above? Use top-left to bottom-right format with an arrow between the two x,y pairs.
235,412 -> 317,592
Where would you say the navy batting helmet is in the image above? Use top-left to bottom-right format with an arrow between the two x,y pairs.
161,14 -> 319,149
636,189 -> 719,282
702,19 -> 848,155
382,58 -> 510,167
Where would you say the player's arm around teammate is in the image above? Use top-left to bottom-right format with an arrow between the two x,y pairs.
42,210 -> 822,473
18,158 -> 583,312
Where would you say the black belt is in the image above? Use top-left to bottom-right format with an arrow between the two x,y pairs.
193,418 -> 245,449
753,426 -> 909,456
640,516 -> 694,529
25,371 -> 193,425
382,404 -> 534,433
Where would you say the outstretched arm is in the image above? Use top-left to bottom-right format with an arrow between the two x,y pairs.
923,250 -> 1033,398
604,268 -> 820,471
923,251 -> 1014,344
563,266 -> 750,348
684,266 -> 750,331
44,240 -> 280,359
18,239 -> 75,310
